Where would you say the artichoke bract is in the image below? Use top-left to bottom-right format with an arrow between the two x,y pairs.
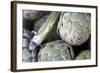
57,12 -> 91,45
38,40 -> 74,61
33,13 -> 60,42
75,50 -> 91,60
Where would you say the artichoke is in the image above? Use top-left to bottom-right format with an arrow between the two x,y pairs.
22,48 -> 32,62
57,12 -> 91,45
38,40 -> 74,61
75,50 -> 91,60
23,10 -> 43,20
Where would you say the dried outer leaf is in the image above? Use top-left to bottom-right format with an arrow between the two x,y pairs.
36,12 -> 60,43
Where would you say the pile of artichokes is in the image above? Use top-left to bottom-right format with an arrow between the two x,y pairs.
22,10 -> 91,62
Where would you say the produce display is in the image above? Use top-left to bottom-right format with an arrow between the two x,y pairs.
22,10 -> 91,62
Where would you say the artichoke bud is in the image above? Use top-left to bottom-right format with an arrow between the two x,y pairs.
75,50 -> 91,60
38,40 -> 75,61
57,12 -> 91,45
